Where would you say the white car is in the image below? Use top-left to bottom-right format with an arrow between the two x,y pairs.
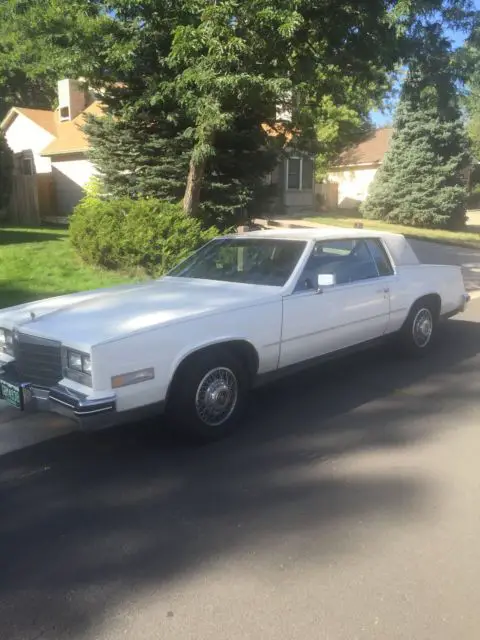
0,227 -> 470,441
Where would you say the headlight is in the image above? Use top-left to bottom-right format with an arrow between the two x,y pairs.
68,351 -> 83,371
66,349 -> 91,375
0,329 -> 14,356
82,356 -> 92,375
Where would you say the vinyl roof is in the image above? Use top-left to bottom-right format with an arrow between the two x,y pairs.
232,226 -> 403,242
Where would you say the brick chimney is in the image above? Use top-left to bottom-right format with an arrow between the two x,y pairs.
57,79 -> 88,122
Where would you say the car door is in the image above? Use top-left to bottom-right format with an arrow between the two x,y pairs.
279,238 -> 392,369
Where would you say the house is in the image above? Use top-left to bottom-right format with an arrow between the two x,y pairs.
1,79 -> 102,222
326,127 -> 393,209
261,122 -> 316,217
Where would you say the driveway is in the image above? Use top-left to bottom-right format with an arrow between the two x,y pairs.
409,238 -> 480,291
1,300 -> 480,640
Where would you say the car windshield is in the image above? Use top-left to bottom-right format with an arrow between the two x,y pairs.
168,238 -> 307,286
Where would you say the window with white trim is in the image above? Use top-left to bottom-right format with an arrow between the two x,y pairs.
286,156 -> 314,190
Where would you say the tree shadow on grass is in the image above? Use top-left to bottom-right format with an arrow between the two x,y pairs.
0,287 -> 73,310
0,317 -> 479,638
0,228 -> 66,247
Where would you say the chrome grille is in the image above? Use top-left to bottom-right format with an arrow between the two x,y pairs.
13,332 -> 62,388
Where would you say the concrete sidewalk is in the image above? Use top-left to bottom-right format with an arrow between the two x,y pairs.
0,399 -> 74,456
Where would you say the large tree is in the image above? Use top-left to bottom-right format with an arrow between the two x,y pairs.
361,26 -> 471,229
167,0 -> 400,216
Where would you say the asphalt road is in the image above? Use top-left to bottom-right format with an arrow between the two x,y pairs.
1,301 -> 480,640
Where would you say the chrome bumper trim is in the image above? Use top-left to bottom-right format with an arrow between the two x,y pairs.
49,385 -> 116,417
1,368 -> 117,430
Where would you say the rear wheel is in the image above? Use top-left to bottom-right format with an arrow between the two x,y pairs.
399,299 -> 438,356
167,349 -> 249,442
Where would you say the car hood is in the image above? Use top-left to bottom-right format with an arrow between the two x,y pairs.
0,277 -> 279,351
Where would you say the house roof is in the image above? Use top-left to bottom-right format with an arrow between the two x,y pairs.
0,107 -> 57,137
41,101 -> 104,157
261,122 -> 294,143
331,127 -> 393,169
1,100 -> 104,157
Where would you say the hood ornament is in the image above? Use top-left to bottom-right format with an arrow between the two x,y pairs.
30,312 -> 36,321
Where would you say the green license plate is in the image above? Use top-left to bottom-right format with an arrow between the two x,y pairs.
0,380 -> 28,410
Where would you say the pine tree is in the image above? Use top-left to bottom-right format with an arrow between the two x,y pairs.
361,27 -> 471,230
84,97 -> 191,203
200,108 -> 281,228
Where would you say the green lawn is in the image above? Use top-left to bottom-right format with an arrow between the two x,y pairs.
0,226 -> 139,310
308,212 -> 480,248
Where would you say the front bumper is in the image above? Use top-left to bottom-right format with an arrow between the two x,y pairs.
0,365 -> 117,431
49,386 -> 117,429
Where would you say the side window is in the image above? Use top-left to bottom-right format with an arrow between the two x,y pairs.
366,239 -> 394,276
334,240 -> 378,283
295,239 -> 379,290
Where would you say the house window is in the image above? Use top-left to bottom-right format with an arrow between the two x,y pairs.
22,158 -> 33,176
287,158 -> 301,189
286,156 -> 314,191
59,106 -> 70,121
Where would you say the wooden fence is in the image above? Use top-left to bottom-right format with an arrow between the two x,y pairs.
3,153 -> 57,226
315,181 -> 339,210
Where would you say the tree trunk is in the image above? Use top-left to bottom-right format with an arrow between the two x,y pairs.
183,155 -> 207,217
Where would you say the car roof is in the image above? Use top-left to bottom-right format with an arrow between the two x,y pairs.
230,225 -> 404,242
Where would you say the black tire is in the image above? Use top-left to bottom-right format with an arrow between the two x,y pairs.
398,299 -> 438,357
167,348 -> 250,442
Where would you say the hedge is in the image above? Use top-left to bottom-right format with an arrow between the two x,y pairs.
70,196 -> 219,275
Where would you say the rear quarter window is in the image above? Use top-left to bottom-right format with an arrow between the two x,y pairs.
367,239 -> 394,276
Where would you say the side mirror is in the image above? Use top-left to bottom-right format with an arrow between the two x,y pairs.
317,273 -> 336,292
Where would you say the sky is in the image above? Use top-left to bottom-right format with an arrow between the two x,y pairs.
372,0 -> 480,126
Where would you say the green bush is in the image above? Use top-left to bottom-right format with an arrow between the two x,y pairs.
70,196 -> 219,275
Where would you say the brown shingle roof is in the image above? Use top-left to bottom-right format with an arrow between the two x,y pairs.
332,127 -> 393,168
0,107 -> 57,137
41,101 -> 104,157
261,122 -> 294,142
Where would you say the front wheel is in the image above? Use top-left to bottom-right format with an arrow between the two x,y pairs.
398,300 -> 437,356
167,350 -> 249,442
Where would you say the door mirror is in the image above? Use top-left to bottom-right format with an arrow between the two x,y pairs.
317,273 -> 336,291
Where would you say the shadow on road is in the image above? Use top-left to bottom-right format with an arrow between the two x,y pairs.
0,317 -> 479,638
